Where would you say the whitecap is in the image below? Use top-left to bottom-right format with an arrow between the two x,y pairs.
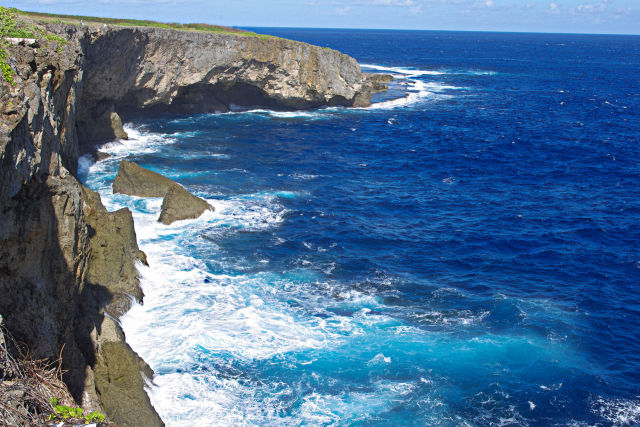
291,172 -> 319,180
360,63 -> 446,76
367,353 -> 392,365
591,396 -> 640,426
77,154 -> 95,178
98,124 -> 177,158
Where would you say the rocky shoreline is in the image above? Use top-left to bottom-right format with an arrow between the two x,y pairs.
0,14 -> 389,426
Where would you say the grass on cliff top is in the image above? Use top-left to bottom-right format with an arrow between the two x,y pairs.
1,6 -> 67,84
21,10 -> 276,39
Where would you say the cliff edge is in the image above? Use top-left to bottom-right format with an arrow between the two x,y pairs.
74,22 -> 386,144
0,10 -> 388,426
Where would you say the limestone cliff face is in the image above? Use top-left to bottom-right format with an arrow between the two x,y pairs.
75,25 -> 384,143
0,29 -> 86,375
0,29 -> 163,426
1,19 -> 387,427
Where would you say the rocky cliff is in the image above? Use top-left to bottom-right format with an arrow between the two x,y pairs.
0,15 -> 387,426
75,24 -> 385,145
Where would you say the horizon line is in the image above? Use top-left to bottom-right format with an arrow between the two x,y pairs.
244,25 -> 640,37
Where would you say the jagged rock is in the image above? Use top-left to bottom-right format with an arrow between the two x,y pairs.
79,26 -> 382,115
0,27 -> 162,426
66,24 -> 390,144
95,151 -> 112,161
78,103 -> 129,144
113,160 -> 178,197
365,73 -> 394,92
93,318 -> 164,427
82,185 -> 147,317
0,173 -> 90,399
159,184 -> 212,225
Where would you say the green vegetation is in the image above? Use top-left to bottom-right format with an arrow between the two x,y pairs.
22,10 -> 277,39
1,6 -> 33,84
0,6 -> 68,84
0,48 -> 12,84
1,6 -> 280,85
1,7 -> 36,38
48,397 -> 106,423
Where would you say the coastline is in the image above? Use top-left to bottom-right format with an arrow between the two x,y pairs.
0,11 -> 389,425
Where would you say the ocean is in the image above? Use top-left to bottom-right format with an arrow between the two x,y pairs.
78,29 -> 640,426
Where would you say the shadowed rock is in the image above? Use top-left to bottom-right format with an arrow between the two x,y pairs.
1,15 -> 390,426
93,317 -> 163,427
82,185 -> 148,317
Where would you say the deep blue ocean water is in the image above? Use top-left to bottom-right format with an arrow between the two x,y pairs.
79,30 -> 640,426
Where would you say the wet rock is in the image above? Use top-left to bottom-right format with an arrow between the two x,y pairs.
95,151 -> 112,162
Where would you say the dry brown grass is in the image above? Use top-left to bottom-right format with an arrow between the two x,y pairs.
0,324 -> 75,426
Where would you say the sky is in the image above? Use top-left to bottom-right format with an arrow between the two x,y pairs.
5,0 -> 640,34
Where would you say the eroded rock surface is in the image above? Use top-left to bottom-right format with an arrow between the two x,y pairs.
0,27 -> 163,426
68,24 -> 389,144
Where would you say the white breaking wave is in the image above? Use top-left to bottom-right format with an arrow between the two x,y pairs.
82,128 -> 403,425
591,396 -> 640,426
98,125 -> 177,158
361,64 -> 497,77
360,64 -> 465,110
360,63 -> 446,77
227,107 -> 343,120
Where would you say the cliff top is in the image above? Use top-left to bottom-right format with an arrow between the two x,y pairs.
18,9 -> 276,39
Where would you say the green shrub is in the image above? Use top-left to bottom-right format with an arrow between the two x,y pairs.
48,397 -> 106,423
0,6 -> 36,38
0,6 -> 68,84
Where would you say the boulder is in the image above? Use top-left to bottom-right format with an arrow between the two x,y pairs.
112,160 -> 177,197
366,74 -> 394,92
159,185 -> 212,225
113,160 -> 212,225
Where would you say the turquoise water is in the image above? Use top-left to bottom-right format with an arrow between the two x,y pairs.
80,30 -> 640,425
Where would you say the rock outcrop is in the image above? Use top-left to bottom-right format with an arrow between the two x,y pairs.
113,160 -> 212,225
159,184 -> 212,225
81,185 -> 148,317
113,160 -> 178,197
72,24 -> 388,144
1,13 -> 389,427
